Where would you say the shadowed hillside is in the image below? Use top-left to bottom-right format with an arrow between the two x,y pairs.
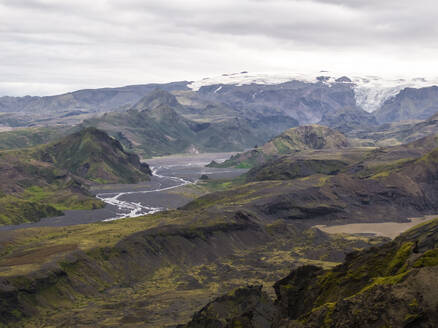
82,90 -> 298,157
2,135 -> 438,326
183,217 -> 438,327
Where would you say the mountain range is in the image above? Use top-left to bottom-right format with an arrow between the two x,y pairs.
1,73 -> 438,159
2,72 -> 438,327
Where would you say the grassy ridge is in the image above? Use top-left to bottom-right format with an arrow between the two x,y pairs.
0,127 -> 67,151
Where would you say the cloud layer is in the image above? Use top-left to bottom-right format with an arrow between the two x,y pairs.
0,0 -> 437,96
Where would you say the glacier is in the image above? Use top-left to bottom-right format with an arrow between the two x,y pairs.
188,71 -> 438,113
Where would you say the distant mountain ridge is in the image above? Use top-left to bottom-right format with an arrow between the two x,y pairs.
82,90 -> 299,157
209,125 -> 350,168
2,73 -> 438,130
0,81 -> 189,114
2,73 -> 438,158
375,85 -> 438,123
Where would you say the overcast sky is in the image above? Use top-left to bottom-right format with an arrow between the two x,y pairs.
0,0 -> 437,96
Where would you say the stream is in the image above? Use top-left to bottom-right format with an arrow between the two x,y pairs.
0,152 -> 247,230
96,166 -> 194,221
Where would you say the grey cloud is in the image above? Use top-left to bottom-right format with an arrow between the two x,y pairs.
0,0 -> 437,96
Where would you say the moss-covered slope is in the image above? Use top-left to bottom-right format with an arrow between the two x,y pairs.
0,128 -> 151,225
36,127 -> 151,184
0,148 -> 102,225
264,125 -> 351,154
210,125 -> 351,168
0,127 -> 67,151
184,218 -> 438,328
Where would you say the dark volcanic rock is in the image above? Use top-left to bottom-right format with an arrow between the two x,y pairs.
184,286 -> 276,328
183,218 -> 438,328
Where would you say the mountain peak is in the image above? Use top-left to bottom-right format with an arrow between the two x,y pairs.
265,124 -> 350,154
38,128 -> 151,184
131,89 -> 181,111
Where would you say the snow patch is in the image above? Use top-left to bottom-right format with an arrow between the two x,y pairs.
351,76 -> 438,112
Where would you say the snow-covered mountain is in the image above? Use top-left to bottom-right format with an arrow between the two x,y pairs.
2,71 -> 438,129
188,71 -> 438,113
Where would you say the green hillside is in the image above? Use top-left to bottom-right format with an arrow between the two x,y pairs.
184,217 -> 438,327
210,125 -> 351,168
2,135 -> 438,326
37,127 -> 151,184
0,128 -> 151,225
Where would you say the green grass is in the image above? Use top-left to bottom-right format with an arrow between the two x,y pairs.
0,127 -> 66,151
413,249 -> 438,267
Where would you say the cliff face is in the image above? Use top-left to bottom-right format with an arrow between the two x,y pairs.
183,218 -> 438,328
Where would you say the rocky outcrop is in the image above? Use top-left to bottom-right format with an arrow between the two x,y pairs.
183,218 -> 438,327
184,286 -> 276,328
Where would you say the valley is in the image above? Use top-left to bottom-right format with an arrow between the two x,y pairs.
1,75 -> 438,327
3,1 -> 438,326
0,153 -> 247,230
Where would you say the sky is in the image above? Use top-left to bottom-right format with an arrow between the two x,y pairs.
0,0 -> 437,96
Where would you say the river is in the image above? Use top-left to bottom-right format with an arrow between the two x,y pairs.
0,152 -> 247,231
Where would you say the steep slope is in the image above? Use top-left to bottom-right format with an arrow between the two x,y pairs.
81,94 -> 201,157
189,72 -> 438,114
210,125 -> 350,168
184,217 -> 438,328
350,111 -> 438,147
83,90 -> 298,157
0,149 -> 101,225
4,135 -> 438,326
375,86 -> 438,123
37,127 -> 152,184
0,128 -> 151,225
318,107 -> 378,133
196,80 -> 360,124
